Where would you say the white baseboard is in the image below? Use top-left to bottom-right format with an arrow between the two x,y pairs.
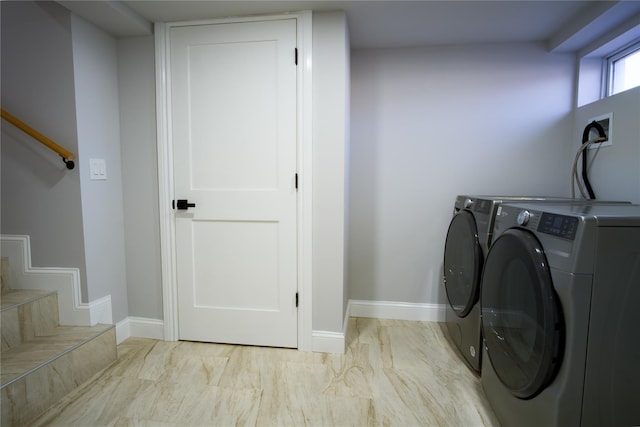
116,316 -> 165,344
348,299 -> 446,322
311,330 -> 345,354
110,300 -> 443,349
1,235 -> 113,326
309,299 -> 445,354
116,316 -> 342,352
86,294 -> 113,325
1,238 -> 446,353
310,300 -> 352,354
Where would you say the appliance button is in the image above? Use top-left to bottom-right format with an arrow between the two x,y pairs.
517,210 -> 531,225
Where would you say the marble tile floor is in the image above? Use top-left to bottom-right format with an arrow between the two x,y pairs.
31,318 -> 499,426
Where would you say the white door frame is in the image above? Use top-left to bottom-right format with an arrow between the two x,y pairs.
154,12 -> 313,351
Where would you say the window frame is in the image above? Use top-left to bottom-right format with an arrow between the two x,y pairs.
603,40 -> 640,97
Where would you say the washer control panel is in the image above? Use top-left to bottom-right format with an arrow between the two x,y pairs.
537,212 -> 579,240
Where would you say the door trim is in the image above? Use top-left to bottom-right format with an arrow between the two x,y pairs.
154,12 -> 313,350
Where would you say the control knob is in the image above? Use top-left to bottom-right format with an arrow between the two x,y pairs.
463,198 -> 474,209
517,210 -> 531,226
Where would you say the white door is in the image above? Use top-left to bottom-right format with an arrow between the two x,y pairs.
170,19 -> 298,347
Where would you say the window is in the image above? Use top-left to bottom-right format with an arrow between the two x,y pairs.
606,41 -> 640,96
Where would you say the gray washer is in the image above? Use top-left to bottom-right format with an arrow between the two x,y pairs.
480,202 -> 640,426
443,195 -> 625,373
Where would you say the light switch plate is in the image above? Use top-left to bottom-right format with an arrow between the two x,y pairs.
89,158 -> 107,180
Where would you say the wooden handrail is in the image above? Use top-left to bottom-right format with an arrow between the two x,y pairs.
0,108 -> 75,169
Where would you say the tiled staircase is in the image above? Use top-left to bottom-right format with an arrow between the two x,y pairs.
1,259 -> 117,426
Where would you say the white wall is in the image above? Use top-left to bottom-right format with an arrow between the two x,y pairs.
71,15 -> 129,321
577,57 -> 603,107
343,23 -> 352,330
312,12 -> 350,333
348,43 -> 576,307
117,36 -> 163,320
0,1 -> 88,295
574,86 -> 640,203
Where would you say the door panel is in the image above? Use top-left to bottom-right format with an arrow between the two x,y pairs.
188,41 -> 279,190
170,19 -> 298,347
191,221 -> 280,310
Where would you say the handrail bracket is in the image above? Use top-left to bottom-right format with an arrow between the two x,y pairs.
62,157 -> 75,170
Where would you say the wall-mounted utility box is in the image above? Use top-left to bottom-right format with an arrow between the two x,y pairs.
587,112 -> 613,149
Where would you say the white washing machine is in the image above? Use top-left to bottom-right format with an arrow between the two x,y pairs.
480,202 -> 640,426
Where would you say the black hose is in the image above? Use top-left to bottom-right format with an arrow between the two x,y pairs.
581,121 -> 606,200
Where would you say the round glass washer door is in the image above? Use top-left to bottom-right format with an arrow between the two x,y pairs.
444,210 -> 483,318
481,228 -> 564,399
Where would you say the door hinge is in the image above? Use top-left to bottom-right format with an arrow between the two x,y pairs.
295,173 -> 298,190
295,292 -> 299,308
294,48 -> 298,65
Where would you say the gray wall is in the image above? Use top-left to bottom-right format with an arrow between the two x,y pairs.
1,1 -> 88,296
312,12 -> 350,333
348,43 -> 576,306
574,86 -> 640,203
1,2 -> 132,321
71,14 -> 129,321
117,35 -> 163,320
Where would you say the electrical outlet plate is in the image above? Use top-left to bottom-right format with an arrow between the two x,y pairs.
586,112 -> 613,149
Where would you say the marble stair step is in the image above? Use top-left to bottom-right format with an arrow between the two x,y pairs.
1,324 -> 115,388
1,324 -> 117,426
1,289 -> 59,351
1,288 -> 56,310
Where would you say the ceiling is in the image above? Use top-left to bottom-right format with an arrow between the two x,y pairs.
58,0 -> 640,51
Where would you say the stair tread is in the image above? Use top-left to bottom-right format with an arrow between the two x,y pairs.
1,289 -> 56,311
1,323 -> 114,388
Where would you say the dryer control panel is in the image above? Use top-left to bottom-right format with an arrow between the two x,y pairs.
538,212 -> 579,240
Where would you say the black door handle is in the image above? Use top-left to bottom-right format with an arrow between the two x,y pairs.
175,199 -> 196,210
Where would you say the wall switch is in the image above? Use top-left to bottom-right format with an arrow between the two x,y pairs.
89,158 -> 107,180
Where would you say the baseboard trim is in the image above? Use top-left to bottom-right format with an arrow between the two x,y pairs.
112,300 -> 443,348
84,294 -> 113,325
311,330 -> 345,354
116,316 -> 165,344
116,316 -> 342,352
1,235 -> 113,326
349,299 -> 446,322
310,301 -> 352,354
309,299 -> 445,354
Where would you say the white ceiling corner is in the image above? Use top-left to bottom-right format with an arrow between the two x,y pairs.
548,1 -> 640,54
56,0 -> 640,52
57,0 -> 152,36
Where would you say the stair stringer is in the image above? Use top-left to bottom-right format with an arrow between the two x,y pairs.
0,235 -> 112,326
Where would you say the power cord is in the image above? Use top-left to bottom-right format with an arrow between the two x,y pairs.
571,137 -> 605,198
572,121 -> 607,199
